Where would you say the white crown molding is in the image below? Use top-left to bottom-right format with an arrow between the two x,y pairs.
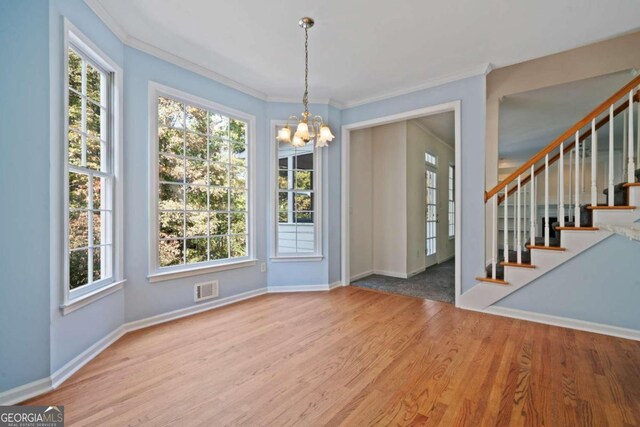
341,62 -> 493,109
84,0 -> 491,110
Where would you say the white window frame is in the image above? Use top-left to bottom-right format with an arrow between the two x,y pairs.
148,83 -> 257,282
448,163 -> 455,239
269,120 -> 323,262
61,20 -> 125,315
425,155 -> 438,257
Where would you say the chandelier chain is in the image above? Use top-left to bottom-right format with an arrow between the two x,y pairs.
303,27 -> 309,114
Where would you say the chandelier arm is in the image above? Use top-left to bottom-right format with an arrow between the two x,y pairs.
302,27 -> 309,115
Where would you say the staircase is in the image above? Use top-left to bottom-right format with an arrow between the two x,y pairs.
459,75 -> 640,309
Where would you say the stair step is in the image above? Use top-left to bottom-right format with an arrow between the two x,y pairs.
623,182 -> 640,187
526,245 -> 566,251
500,262 -> 536,268
586,205 -> 636,210
555,226 -> 599,231
476,277 -> 509,285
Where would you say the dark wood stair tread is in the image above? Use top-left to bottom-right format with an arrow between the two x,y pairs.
623,182 -> 640,187
476,277 -> 509,285
586,205 -> 636,210
555,226 -> 599,231
526,245 -> 566,251
500,262 -> 536,268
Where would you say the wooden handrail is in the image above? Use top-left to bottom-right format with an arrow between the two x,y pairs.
485,74 -> 640,202
497,92 -> 639,204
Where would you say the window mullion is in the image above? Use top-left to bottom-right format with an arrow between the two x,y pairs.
182,106 -> 187,265
87,170 -> 94,284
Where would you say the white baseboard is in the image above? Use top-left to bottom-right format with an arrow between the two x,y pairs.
267,282 -> 341,293
126,287 -> 268,332
462,305 -> 640,341
0,378 -> 51,406
372,269 -> 409,279
407,267 -> 425,278
350,270 -> 373,281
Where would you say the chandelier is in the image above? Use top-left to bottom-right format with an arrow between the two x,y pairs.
276,17 -> 335,148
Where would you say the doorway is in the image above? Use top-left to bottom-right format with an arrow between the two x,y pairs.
342,103 -> 460,305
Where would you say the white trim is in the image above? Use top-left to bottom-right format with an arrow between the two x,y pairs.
147,82 -> 257,280
147,259 -> 257,283
0,378 -> 52,406
50,325 -> 126,388
267,282 -> 342,293
350,270 -> 374,281
61,19 -> 125,313
465,305 -> 640,342
269,120 -> 323,260
61,280 -> 125,315
126,287 -> 268,332
341,101 -> 462,306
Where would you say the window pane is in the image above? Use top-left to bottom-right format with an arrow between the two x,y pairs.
159,97 -> 184,128
69,249 -> 89,289
86,63 -> 102,104
186,106 -> 207,134
68,49 -> 82,92
68,130 -> 82,166
230,234 -> 247,258
209,187 -> 229,211
93,211 -> 108,246
186,131 -> 207,159
279,171 -> 291,190
185,158 -> 207,184
295,171 -> 312,190
230,165 -> 247,189
278,211 -> 289,223
211,213 -> 228,235
159,127 -> 184,155
209,113 -> 229,139
69,172 -> 89,209
86,101 -> 101,138
186,185 -> 207,211
209,162 -> 228,187
86,137 -> 102,171
159,239 -> 183,267
296,211 -> 314,223
278,192 -> 289,212
92,246 -> 102,281
93,176 -> 104,209
209,236 -> 228,260
186,212 -> 208,237
69,210 -> 88,249
230,212 -> 246,234
295,152 -> 313,170
229,119 -> 246,142
230,140 -> 246,167
295,224 -> 314,252
230,190 -> 246,211
159,212 -> 184,239
209,137 -> 229,163
159,154 -> 184,183
295,192 -> 313,212
277,229 -> 296,252
69,90 -> 82,131
186,238 -> 208,264
159,183 -> 184,210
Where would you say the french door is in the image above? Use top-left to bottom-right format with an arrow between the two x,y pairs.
425,155 -> 438,268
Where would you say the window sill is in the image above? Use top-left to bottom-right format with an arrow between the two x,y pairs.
61,279 -> 126,315
148,259 -> 257,283
270,255 -> 324,263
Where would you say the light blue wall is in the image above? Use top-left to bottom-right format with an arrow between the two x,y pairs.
122,46 -> 269,322
495,235 -> 640,329
341,76 -> 487,293
0,0 -> 51,391
48,0 -> 126,374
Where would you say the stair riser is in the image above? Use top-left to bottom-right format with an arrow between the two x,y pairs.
593,210 -> 639,225
628,186 -> 640,206
560,230 -> 606,249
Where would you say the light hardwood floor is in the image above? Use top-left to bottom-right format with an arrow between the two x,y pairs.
26,287 -> 640,426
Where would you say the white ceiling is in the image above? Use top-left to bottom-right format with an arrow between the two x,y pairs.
88,0 -> 640,106
499,69 -> 635,172
412,112 -> 455,147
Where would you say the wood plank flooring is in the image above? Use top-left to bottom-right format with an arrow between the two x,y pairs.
25,287 -> 640,426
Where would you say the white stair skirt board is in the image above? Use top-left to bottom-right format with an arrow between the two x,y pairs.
461,187 -> 640,310
267,282 -> 343,293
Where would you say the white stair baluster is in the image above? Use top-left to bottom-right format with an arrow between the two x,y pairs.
591,119 -> 598,207
559,143 -> 565,227
623,110 -> 628,179
544,154 -> 550,246
574,131 -> 580,226
637,88 -> 639,170
492,196 -> 497,279
581,131 -> 586,196
629,91 -> 636,183
609,105 -> 615,206
503,187 -> 508,264
517,175 -> 522,263
530,165 -> 535,244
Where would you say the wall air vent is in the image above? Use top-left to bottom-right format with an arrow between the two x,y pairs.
194,280 -> 219,302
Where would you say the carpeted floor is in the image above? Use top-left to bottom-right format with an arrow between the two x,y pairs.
351,258 -> 455,303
